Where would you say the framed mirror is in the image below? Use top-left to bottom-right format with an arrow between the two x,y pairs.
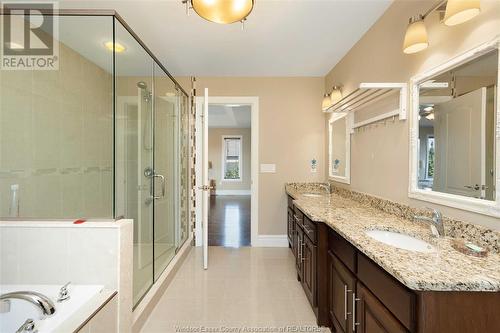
328,113 -> 352,184
409,38 -> 500,217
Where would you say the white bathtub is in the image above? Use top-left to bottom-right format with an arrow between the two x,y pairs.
0,284 -> 103,333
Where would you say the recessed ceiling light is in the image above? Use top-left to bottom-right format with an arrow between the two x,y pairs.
104,41 -> 126,53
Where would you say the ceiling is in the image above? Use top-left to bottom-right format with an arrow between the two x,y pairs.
54,0 -> 392,76
208,104 -> 251,128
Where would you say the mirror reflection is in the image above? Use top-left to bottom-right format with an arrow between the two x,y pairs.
417,50 -> 498,201
329,114 -> 349,180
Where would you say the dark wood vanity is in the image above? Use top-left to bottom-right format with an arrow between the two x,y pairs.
287,195 -> 500,333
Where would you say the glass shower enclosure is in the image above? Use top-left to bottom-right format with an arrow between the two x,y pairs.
0,9 -> 191,307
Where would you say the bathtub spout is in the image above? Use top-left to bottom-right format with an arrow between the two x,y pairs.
0,291 -> 56,317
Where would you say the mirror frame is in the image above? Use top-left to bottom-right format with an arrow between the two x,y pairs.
328,112 -> 353,184
408,37 -> 500,217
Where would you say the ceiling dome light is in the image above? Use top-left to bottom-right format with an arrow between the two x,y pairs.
322,93 -> 331,111
444,0 -> 481,26
330,86 -> 342,105
191,0 -> 254,24
403,15 -> 428,54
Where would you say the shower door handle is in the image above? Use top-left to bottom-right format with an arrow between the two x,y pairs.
153,174 -> 166,199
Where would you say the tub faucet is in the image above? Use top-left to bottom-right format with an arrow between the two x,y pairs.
319,183 -> 331,194
0,291 -> 56,318
414,208 -> 445,237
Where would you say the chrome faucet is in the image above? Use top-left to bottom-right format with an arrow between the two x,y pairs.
319,183 -> 331,194
414,208 -> 445,237
0,291 -> 56,318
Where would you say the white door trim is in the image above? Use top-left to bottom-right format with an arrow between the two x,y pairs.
195,96 -> 259,247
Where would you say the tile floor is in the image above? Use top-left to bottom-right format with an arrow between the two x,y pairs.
141,247 -> 329,333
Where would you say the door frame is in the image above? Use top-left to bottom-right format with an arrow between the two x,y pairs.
195,96 -> 259,247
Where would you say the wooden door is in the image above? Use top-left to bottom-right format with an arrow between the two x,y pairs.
355,282 -> 407,333
302,234 -> 317,308
296,227 -> 304,281
433,87 -> 487,198
329,252 -> 356,333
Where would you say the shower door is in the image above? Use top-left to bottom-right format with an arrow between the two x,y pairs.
152,63 -> 178,280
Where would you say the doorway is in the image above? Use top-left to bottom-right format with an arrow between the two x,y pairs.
195,97 -> 259,252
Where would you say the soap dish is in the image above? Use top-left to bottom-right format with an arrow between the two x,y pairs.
451,239 -> 488,258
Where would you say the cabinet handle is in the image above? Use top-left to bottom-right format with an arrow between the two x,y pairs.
303,225 -> 313,235
352,292 -> 361,331
300,241 -> 306,262
344,285 -> 352,320
294,215 -> 300,223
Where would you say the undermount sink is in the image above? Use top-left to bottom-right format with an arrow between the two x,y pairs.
365,229 -> 435,253
302,193 -> 324,197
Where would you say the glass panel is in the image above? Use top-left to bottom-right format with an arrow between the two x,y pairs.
114,20 -> 154,306
152,63 -> 177,280
0,15 -> 113,218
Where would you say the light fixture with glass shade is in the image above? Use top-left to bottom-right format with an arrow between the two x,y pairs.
322,93 -> 331,111
403,15 -> 429,54
330,86 -> 343,105
188,0 -> 254,24
402,0 -> 481,55
443,0 -> 481,26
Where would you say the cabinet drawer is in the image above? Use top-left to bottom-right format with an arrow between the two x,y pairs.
293,207 -> 304,227
287,195 -> 294,209
357,254 -> 415,332
328,229 -> 356,273
303,216 -> 317,244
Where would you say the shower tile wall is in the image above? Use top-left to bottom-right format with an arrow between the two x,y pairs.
0,42 -> 113,218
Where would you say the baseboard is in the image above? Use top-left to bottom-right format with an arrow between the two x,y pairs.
215,190 -> 251,196
253,234 -> 288,247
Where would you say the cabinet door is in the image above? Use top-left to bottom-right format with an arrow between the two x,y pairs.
296,227 -> 304,281
302,234 -> 317,308
329,252 -> 356,333
355,282 -> 407,333
287,208 -> 294,247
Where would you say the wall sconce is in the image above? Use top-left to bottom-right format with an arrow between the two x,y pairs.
403,15 -> 428,54
322,93 -> 331,111
402,0 -> 481,54
330,86 -> 343,104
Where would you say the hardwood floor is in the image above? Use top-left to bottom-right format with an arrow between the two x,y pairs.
208,195 -> 251,247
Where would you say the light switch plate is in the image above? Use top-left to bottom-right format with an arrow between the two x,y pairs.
260,164 -> 276,173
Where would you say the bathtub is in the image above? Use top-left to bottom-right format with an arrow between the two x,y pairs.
0,284 -> 104,333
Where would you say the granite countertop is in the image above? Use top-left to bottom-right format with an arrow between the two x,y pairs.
286,185 -> 500,292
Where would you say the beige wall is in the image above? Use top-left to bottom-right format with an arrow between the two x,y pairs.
324,0 -> 500,230
208,128 -> 252,192
177,77 -> 325,235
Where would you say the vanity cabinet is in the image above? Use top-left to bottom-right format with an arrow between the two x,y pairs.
287,197 -> 500,333
302,233 -> 317,306
289,196 -> 318,311
328,252 -> 355,333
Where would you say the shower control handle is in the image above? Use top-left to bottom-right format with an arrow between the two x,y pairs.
153,174 -> 166,199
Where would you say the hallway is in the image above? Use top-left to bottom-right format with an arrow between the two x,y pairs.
141,247 -> 325,332
209,195 -> 251,247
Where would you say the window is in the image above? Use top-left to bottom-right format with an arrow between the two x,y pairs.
222,136 -> 242,181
